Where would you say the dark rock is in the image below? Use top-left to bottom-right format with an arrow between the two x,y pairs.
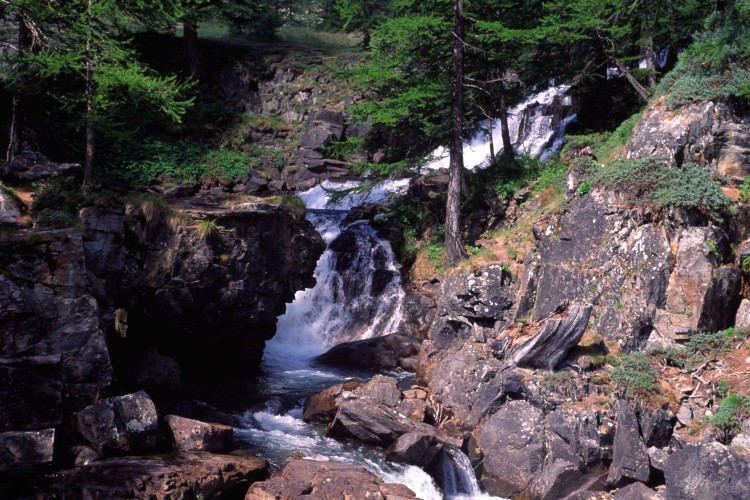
302,379 -> 364,423
439,263 -> 514,323
268,179 -> 286,191
72,391 -> 158,457
316,333 -> 421,371
163,414 -> 233,453
385,431 -> 444,468
0,429 -> 55,473
664,442 -> 750,500
638,406 -> 675,448
163,185 -> 198,198
472,400 -> 545,497
531,459 -> 608,500
607,400 -> 650,487
129,349 -> 182,399
614,482 -> 663,499
245,459 -> 415,499
54,452 -> 268,499
4,150 -> 81,181
511,305 -> 592,370
0,182 -> 22,227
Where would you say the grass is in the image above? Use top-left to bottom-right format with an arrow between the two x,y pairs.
276,26 -> 360,50
197,219 -> 224,239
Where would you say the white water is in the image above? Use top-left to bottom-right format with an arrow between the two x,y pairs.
426,83 -> 576,171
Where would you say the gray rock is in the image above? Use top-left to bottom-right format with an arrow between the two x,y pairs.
303,379 -> 364,423
385,431 -> 444,468
511,305 -> 592,370
164,414 -> 233,453
73,390 -> 158,457
608,400 -> 651,487
0,429 -> 55,473
473,400 -> 545,497
664,441 -> 750,500
163,185 -> 198,198
439,263 -> 514,323
614,481 -> 663,499
5,150 -> 81,181
735,299 -> 750,331
315,333 -> 421,371
0,182 -> 22,227
638,406 -> 675,448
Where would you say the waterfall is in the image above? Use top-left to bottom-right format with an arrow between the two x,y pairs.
439,448 -> 506,500
427,82 -> 576,171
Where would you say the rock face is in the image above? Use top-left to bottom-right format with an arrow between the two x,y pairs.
664,441 -> 750,500
80,201 -> 324,377
72,391 -> 159,458
0,182 -> 22,227
164,414 -> 233,453
315,333 -> 421,371
54,452 -> 268,499
0,429 -> 55,473
0,230 -> 113,437
607,400 -> 650,487
245,459 -> 415,500
628,97 -> 750,176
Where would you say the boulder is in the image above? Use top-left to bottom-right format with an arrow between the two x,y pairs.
164,414 -> 233,453
664,441 -> 750,500
607,400 -> 650,487
0,182 -> 22,227
638,406 -> 675,448
735,299 -> 750,331
303,379 -> 364,423
73,391 -> 158,457
511,304 -> 592,370
316,333 -> 421,372
472,400 -> 545,497
385,431 -> 444,468
3,150 -> 81,181
0,429 -> 55,473
614,481 -> 663,499
54,452 -> 268,499
439,263 -> 514,323
129,349 -> 183,399
245,459 -> 415,499
163,185 -> 198,198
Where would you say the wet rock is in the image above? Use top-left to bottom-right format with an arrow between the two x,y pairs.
245,459 -> 415,499
302,379 -> 364,424
511,304 -> 592,370
614,481 -> 663,499
72,391 -> 158,457
315,333 -> 421,371
54,452 -> 268,499
129,348 -> 183,399
472,400 -> 545,497
164,414 -> 233,453
0,429 -> 55,473
607,400 -> 650,487
664,441 -> 750,500
627,97 -> 750,177
385,431 -> 444,468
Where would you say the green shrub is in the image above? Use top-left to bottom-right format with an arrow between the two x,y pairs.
36,209 -> 79,228
577,182 -> 591,197
532,155 -> 568,194
197,219 -> 224,239
711,393 -> 750,443
203,149 -> 252,181
612,352 -> 659,395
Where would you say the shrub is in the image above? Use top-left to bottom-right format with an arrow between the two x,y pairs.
711,393 -> 750,443
197,219 -> 224,239
612,352 -> 659,396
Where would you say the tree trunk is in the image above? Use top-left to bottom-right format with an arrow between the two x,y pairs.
83,0 -> 95,186
611,57 -> 650,102
183,14 -> 202,76
6,15 -> 29,161
445,0 -> 467,263
642,38 -> 658,88
498,80 -> 513,156
487,117 -> 495,164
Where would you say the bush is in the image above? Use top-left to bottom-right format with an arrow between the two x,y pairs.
711,393 -> 750,443
612,352 -> 659,396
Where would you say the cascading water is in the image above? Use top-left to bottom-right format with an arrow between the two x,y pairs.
427,82 -> 577,171
233,178 -> 446,499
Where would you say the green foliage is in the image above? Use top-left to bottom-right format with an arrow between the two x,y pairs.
612,352 -> 659,395
424,243 -> 447,275
563,110 -> 643,163
577,182 -> 591,197
648,328 -> 743,370
532,156 -> 568,194
197,219 -> 224,239
711,393 -> 750,443
588,158 -> 731,221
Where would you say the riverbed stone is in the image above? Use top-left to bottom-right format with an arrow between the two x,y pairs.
164,414 -> 233,453
303,379 -> 364,423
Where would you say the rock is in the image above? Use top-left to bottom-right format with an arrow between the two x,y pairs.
0,182 -> 22,227
511,305 -> 592,369
627,97 -> 750,177
303,379 -> 364,424
0,429 -> 55,473
315,333 -> 421,371
299,109 -> 345,150
267,179 -> 286,192
614,481 -> 663,499
664,441 -> 750,500
163,185 -> 198,198
385,431 -> 444,468
439,263 -> 514,323
607,400 -> 650,487
735,299 -> 750,331
164,414 -> 233,453
647,447 -> 669,472
129,349 -> 183,399
4,150 -> 81,181
531,459 -> 608,500
54,452 -> 268,499
472,400 -> 545,497
638,406 -> 675,448
73,391 -> 158,457
246,459 -> 415,499
731,433 -> 750,451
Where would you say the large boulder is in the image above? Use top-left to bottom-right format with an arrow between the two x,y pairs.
1,150 -> 81,181
472,400 -> 545,497
303,379 -> 364,424
164,414 -> 233,453
664,441 -> 750,500
53,452 -> 268,499
607,400 -> 650,487
72,391 -> 158,457
316,333 -> 421,372
385,431 -> 444,468
627,97 -> 750,177
245,459 -> 415,499
0,429 -> 55,473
